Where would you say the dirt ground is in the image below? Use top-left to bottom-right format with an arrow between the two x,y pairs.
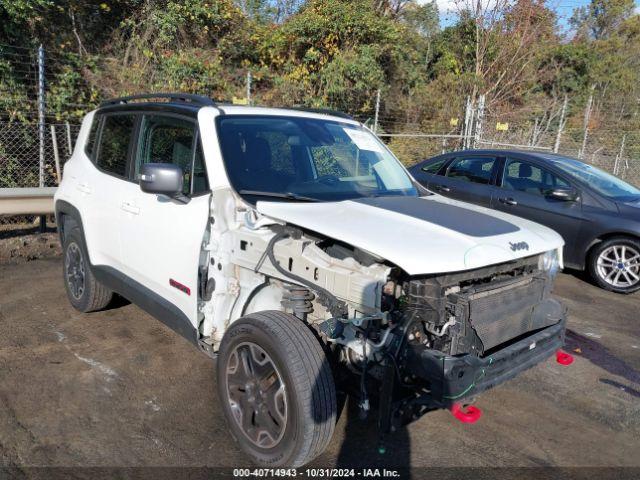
0,229 -> 61,264
0,244 -> 638,473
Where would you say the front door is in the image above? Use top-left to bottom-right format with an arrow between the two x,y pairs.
119,113 -> 211,326
491,157 -> 584,264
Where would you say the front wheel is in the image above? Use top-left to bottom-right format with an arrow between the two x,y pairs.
588,237 -> 640,294
216,311 -> 337,467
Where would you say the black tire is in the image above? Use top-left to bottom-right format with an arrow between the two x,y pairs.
588,236 -> 640,294
216,311 -> 337,467
62,221 -> 113,312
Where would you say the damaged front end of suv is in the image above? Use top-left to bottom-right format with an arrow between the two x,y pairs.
196,109 -> 570,465
201,189 -> 569,461
247,223 -> 568,435
374,251 -> 566,431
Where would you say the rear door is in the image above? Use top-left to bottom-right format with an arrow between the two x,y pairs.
80,113 -> 136,270
119,113 -> 211,326
491,157 -> 584,259
430,155 -> 498,207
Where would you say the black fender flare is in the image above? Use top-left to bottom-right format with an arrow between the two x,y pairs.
55,200 -> 85,247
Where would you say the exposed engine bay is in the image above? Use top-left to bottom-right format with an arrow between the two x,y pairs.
196,192 -> 566,432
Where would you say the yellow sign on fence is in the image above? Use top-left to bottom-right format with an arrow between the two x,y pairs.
232,96 -> 249,105
450,118 -> 459,127
496,122 -> 509,131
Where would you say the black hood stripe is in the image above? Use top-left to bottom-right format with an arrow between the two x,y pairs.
354,196 -> 520,238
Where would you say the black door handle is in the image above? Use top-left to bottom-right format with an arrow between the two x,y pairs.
434,185 -> 451,193
499,197 -> 518,206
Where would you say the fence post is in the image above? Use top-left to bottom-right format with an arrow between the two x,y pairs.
463,97 -> 473,149
37,44 -> 46,232
37,45 -> 45,187
65,121 -> 73,156
51,125 -> 61,184
553,94 -> 568,153
373,89 -> 381,134
579,88 -> 594,159
613,134 -> 626,176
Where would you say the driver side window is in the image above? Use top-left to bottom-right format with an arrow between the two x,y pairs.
135,115 -> 209,195
502,159 -> 568,196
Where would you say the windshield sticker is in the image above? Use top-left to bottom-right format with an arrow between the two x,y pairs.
343,128 -> 383,153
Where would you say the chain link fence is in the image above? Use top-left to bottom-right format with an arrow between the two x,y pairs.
0,121 -> 80,229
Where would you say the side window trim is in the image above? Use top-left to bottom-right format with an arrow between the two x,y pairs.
440,157 -> 455,175
85,114 -> 103,161
126,115 -> 144,183
491,156 -> 505,185
190,130 -> 211,197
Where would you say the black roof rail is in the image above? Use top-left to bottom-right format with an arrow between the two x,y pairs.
99,93 -> 216,108
288,106 -> 354,120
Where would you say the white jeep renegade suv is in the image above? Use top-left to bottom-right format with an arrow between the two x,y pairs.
55,93 -> 569,467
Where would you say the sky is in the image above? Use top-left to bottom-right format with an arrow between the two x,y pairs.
423,0 -> 640,29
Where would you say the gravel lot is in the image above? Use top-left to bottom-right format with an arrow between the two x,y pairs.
0,252 -> 638,471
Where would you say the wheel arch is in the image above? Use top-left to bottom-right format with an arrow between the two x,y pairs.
584,231 -> 640,262
55,200 -> 86,247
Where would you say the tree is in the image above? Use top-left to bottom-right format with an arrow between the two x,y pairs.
400,1 -> 439,37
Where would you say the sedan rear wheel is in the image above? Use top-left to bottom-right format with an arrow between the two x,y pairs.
589,237 -> 640,294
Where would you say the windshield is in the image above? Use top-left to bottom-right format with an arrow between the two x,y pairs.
549,157 -> 640,202
217,115 -> 417,202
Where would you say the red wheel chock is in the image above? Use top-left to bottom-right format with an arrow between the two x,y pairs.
449,403 -> 482,423
556,350 -> 574,366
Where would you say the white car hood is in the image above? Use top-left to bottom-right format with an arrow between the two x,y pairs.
257,195 -> 564,275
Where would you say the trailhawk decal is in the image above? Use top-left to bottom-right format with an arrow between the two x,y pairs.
169,278 -> 191,296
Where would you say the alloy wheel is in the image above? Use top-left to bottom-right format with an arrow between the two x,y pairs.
225,342 -> 287,449
65,242 -> 86,300
596,244 -> 640,289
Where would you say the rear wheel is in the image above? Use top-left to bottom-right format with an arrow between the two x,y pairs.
588,237 -> 640,294
62,222 -> 113,312
216,311 -> 336,467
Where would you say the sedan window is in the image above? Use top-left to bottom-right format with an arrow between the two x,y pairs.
446,157 -> 496,185
421,158 -> 447,175
502,159 -> 568,196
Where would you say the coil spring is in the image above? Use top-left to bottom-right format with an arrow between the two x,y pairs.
282,285 -> 315,320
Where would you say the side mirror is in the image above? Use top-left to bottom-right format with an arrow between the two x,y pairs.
139,163 -> 189,203
547,187 -> 578,202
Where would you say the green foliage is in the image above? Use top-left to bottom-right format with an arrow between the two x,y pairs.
538,44 -> 594,96
0,0 -> 638,168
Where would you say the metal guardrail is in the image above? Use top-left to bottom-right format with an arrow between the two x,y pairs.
0,187 -> 57,216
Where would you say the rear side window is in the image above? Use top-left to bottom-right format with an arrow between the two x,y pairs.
446,156 -> 496,185
421,158 -> 447,175
84,115 -> 101,160
96,114 -> 135,177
